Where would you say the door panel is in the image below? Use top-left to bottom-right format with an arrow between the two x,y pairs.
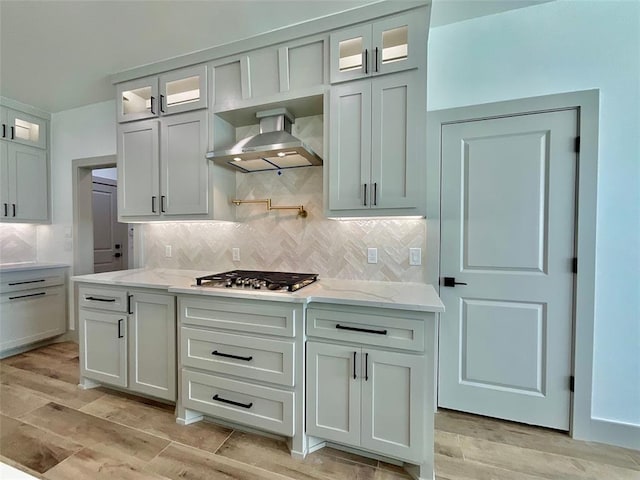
117,120 -> 159,217
161,110 -> 208,216
10,144 -> 48,221
329,81 -> 371,210
93,181 -> 127,273
306,342 -> 361,445
438,109 -> 577,430
81,310 -> 127,387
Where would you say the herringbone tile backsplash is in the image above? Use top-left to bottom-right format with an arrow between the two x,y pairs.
0,225 -> 37,263
142,115 -> 426,282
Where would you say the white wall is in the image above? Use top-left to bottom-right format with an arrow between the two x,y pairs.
37,100 -> 116,265
428,0 -> 640,428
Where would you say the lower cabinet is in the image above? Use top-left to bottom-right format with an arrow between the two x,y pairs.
307,341 -> 424,462
305,304 -> 430,464
78,285 -> 176,401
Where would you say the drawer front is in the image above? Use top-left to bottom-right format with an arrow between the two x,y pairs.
182,327 -> 294,386
182,369 -> 294,436
79,286 -> 128,312
0,268 -> 66,294
306,307 -> 424,352
179,296 -> 298,337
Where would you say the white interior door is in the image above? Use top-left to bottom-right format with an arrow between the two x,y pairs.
438,109 -> 577,430
93,179 -> 127,273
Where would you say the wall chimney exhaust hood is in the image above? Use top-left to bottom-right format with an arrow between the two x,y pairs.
206,108 -> 322,173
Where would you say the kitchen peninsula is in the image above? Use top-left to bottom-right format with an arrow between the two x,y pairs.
73,268 -> 443,480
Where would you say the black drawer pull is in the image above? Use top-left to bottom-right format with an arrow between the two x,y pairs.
85,296 -> 116,302
9,292 -> 46,300
8,279 -> 45,286
211,350 -> 253,362
365,352 -> 369,381
212,394 -> 253,409
127,294 -> 133,314
353,351 -> 357,379
117,319 -> 124,338
336,324 -> 388,335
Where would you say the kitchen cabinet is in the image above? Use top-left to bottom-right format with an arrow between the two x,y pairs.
305,304 -> 429,464
117,110 -> 209,221
328,70 -> 424,216
0,106 -> 47,149
0,141 -> 48,222
78,285 -> 176,401
0,266 -> 67,357
329,10 -> 426,84
210,37 -> 325,113
116,64 -> 207,122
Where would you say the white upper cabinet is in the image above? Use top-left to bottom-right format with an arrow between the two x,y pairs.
1,108 -> 47,149
117,65 -> 207,122
330,11 -> 425,84
328,70 -> 424,216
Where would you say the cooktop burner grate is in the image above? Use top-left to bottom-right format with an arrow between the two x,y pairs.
195,270 -> 318,292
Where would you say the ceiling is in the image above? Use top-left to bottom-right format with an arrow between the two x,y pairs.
0,0 -> 551,114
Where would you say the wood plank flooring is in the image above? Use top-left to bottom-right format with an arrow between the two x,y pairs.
0,342 -> 638,480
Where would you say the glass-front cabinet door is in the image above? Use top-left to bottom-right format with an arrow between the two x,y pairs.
5,109 -> 47,149
117,76 -> 159,123
159,64 -> 207,116
330,10 -> 426,83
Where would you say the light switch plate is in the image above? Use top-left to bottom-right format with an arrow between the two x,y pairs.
165,245 -> 172,257
409,247 -> 421,266
367,247 -> 378,264
232,247 -> 240,262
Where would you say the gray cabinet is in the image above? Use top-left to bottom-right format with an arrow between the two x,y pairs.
0,142 -> 48,222
0,267 -> 67,356
117,110 -> 209,220
329,10 -> 426,84
78,285 -> 177,401
117,65 -> 207,122
305,304 -> 428,463
328,70 -> 424,216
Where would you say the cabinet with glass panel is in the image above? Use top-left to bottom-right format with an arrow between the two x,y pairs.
329,10 -> 427,84
116,64 -> 207,122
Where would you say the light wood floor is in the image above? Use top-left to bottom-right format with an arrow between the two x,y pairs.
0,342 -> 638,480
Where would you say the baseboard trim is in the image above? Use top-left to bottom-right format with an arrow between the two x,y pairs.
587,417 -> 640,450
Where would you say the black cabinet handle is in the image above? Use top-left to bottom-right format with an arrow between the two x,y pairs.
363,184 -> 367,206
353,351 -> 357,379
212,394 -> 253,409
127,294 -> 133,314
3,203 -> 7,216
9,292 -> 45,300
365,352 -> 369,381
151,196 -> 157,213
9,279 -> 45,286
114,252 -> 122,258
364,49 -> 369,74
375,47 -> 379,72
336,324 -> 388,335
373,182 -> 377,206
117,319 -> 124,338
10,126 -> 15,140
160,94 -> 165,113
442,277 -> 468,287
211,350 -> 253,362
150,96 -> 156,114
161,195 -> 166,213
12,203 -> 16,217
2,124 -> 5,138
85,296 -> 116,302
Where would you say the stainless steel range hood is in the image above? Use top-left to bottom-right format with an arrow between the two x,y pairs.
206,108 -> 322,173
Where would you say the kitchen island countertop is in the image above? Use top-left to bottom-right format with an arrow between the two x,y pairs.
1,262 -> 69,273
72,268 -> 443,313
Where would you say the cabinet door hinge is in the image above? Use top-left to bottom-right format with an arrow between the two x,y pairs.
572,257 -> 578,274
570,375 -> 575,392
574,136 -> 581,153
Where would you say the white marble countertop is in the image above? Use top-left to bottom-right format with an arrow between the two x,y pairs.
0,262 -> 70,273
72,268 -> 444,313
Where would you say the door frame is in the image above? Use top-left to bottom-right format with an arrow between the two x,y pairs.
426,90 -> 599,441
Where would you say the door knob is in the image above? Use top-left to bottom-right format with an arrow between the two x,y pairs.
442,277 -> 467,287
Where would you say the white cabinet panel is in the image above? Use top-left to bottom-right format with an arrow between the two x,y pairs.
306,342 -> 361,446
159,64 -> 207,116
5,108 -> 47,149
117,76 -> 159,123
80,309 -> 128,388
1,143 -> 48,222
129,291 -> 176,401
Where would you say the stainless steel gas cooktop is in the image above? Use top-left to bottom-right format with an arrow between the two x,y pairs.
195,270 -> 318,292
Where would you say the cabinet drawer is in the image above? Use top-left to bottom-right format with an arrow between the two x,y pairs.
0,269 -> 65,294
182,327 -> 294,386
182,369 -> 294,436
79,286 -> 128,312
306,306 -> 424,352
179,296 -> 298,337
